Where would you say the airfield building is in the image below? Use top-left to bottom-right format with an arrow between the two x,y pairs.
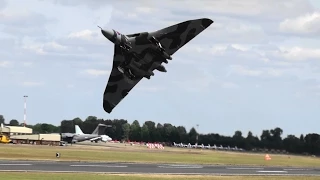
10,134 -> 61,146
0,125 -> 32,135
0,125 -> 61,146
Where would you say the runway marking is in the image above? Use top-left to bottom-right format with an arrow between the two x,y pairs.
158,165 -> 203,169
283,168 -> 310,171
168,165 -> 202,167
257,171 -> 287,173
0,164 -> 32,166
227,167 -> 264,170
70,165 -> 127,168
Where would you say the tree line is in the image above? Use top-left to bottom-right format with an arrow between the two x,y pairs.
0,114 -> 319,155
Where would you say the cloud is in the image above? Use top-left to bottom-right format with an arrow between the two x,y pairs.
221,82 -> 239,89
22,81 -> 43,87
0,61 -> 11,68
0,11 -> 56,37
229,65 -> 263,77
136,86 -> 165,92
227,65 -> 292,78
66,84 -> 75,88
67,30 -> 97,40
171,67 -> 217,92
84,69 -> 110,77
22,41 -> 68,55
279,12 -> 320,35
153,0 -> 314,22
275,46 -> 320,61
227,63 -> 320,82
46,0 -> 112,9
0,0 -> 7,10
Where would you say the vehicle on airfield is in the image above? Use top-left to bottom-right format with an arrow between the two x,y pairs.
0,134 -> 11,143
0,123 -> 12,143
99,18 -> 214,113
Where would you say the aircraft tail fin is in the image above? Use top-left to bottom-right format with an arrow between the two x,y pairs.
75,125 -> 84,135
92,124 -> 108,135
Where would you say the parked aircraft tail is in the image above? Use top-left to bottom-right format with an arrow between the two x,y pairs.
75,125 -> 84,135
92,124 -> 108,135
75,124 -> 108,135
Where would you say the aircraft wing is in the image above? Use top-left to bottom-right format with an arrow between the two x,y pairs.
89,136 -> 102,141
103,18 -> 213,113
128,18 -> 214,56
103,45 -> 144,113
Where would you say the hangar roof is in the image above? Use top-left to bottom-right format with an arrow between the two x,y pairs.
0,126 -> 32,134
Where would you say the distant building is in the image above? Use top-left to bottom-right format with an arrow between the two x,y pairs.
0,125 -> 32,135
10,134 -> 61,146
0,124 -> 60,146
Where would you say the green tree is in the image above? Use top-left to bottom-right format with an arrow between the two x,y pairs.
141,124 -> 150,142
122,123 -> 130,141
83,116 -> 98,134
304,133 -> 320,154
260,130 -> 272,148
233,130 -> 245,148
129,120 -> 141,141
163,123 -> 174,142
40,123 -> 59,133
3,113 -> 320,155
233,130 -> 243,140
270,127 -> 283,149
60,120 -> 74,133
176,126 -> 188,143
245,131 -> 255,150
72,117 -> 83,127
9,119 -> 19,126
188,127 -> 198,144
153,123 -> 163,142
283,135 -> 300,153
144,121 -> 156,141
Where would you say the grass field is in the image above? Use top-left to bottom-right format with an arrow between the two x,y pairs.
0,143 -> 319,167
1,172 -> 319,180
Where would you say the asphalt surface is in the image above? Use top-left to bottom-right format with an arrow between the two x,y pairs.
0,160 -> 319,176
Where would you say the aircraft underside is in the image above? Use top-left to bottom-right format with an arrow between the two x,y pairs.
117,36 -> 171,80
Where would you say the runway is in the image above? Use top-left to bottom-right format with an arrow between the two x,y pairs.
0,160 -> 319,176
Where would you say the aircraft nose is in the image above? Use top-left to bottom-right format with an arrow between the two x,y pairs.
100,28 -> 115,42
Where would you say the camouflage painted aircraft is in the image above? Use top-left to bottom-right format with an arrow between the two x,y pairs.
99,18 -> 214,113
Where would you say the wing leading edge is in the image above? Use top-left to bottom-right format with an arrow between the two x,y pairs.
103,18 -> 213,113
129,18 -> 214,56
153,18 -> 213,55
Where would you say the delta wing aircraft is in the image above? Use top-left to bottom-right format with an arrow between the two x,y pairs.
99,18 -> 214,113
